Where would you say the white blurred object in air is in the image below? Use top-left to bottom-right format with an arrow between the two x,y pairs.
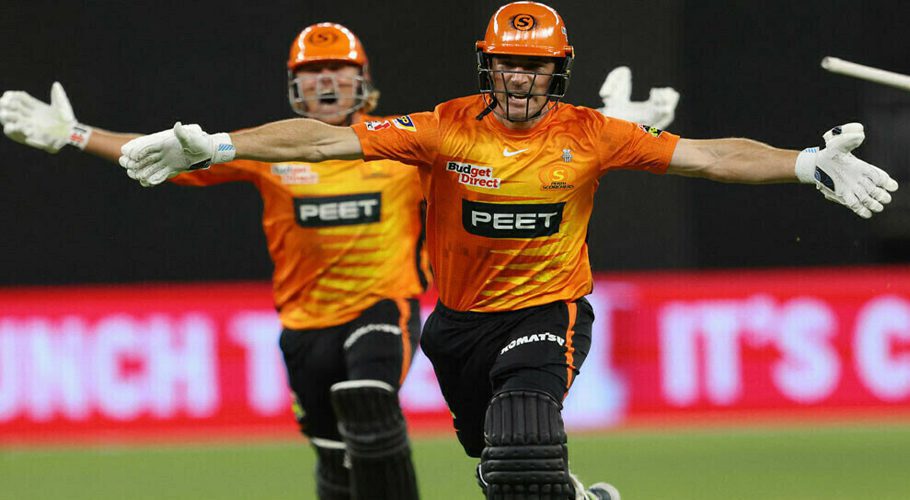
821,57 -> 910,92
598,66 -> 680,129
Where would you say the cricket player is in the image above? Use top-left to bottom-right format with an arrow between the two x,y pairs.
113,2 -> 898,499
0,23 -> 426,500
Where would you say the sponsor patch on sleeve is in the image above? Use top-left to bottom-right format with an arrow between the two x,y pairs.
392,115 -> 417,132
366,120 -> 391,131
638,124 -> 663,137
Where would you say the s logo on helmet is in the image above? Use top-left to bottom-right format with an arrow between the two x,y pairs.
511,14 -> 536,31
308,31 -> 339,46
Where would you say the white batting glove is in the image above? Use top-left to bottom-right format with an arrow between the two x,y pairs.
795,123 -> 899,218
119,122 -> 234,186
0,82 -> 92,153
597,66 -> 680,129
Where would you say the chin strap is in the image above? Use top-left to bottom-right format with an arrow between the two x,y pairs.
475,96 -> 498,120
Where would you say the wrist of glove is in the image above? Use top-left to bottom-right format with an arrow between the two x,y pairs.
66,123 -> 92,150
119,122 -> 235,187
198,131 -> 236,168
794,123 -> 899,219
0,82 -> 92,153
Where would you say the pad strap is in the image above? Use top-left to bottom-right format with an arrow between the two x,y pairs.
312,438 -> 351,500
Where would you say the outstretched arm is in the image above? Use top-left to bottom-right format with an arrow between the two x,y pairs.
230,118 -> 362,163
668,138 -> 797,184
666,123 -> 898,218
118,119 -> 363,186
82,129 -> 139,161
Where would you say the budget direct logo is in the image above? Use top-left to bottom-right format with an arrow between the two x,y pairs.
462,199 -> 565,238
294,193 -> 382,227
271,163 -> 319,185
538,164 -> 576,191
447,161 -> 502,190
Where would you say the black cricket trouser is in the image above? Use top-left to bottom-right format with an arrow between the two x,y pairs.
278,298 -> 421,441
419,298 -> 594,457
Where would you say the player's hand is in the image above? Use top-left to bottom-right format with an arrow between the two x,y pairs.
597,66 -> 680,129
0,82 -> 90,153
795,123 -> 899,218
119,122 -> 234,186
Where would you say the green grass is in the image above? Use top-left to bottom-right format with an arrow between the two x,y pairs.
3,423 -> 910,499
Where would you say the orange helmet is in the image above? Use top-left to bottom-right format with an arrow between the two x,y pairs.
286,23 -> 378,120
475,2 -> 574,122
288,23 -> 369,71
476,1 -> 574,59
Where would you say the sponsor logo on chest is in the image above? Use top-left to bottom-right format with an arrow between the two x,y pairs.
462,199 -> 565,238
446,161 -> 502,190
272,163 -> 319,185
294,192 -> 382,227
538,164 -> 577,191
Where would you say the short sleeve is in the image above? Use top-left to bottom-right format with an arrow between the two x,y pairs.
351,113 -> 440,168
595,116 -> 680,175
169,159 -> 264,187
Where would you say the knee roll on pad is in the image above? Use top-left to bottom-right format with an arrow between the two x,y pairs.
311,438 -> 351,500
480,390 -> 574,500
330,380 -> 419,500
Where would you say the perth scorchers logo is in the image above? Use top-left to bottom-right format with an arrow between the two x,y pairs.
538,164 -> 576,191
511,14 -> 536,31
307,30 -> 339,46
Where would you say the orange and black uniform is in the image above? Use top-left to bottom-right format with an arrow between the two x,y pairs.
352,95 -> 679,455
172,114 -> 428,441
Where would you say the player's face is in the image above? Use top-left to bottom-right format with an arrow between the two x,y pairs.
292,61 -> 363,125
490,55 -> 557,124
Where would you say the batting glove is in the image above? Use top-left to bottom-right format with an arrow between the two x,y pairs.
119,122 -> 234,187
0,82 -> 92,153
597,66 -> 680,129
795,123 -> 899,218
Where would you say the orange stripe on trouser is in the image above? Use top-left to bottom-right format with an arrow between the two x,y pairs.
394,298 -> 413,386
564,302 -> 577,392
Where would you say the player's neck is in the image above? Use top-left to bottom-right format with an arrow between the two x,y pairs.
494,107 -> 550,130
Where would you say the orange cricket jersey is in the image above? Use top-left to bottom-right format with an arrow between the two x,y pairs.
171,119 -> 428,330
352,95 -> 679,312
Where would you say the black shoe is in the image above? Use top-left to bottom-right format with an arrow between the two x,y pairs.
586,482 -> 621,500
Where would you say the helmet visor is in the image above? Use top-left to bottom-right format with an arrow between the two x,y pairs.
288,73 -> 371,121
477,62 -> 571,122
